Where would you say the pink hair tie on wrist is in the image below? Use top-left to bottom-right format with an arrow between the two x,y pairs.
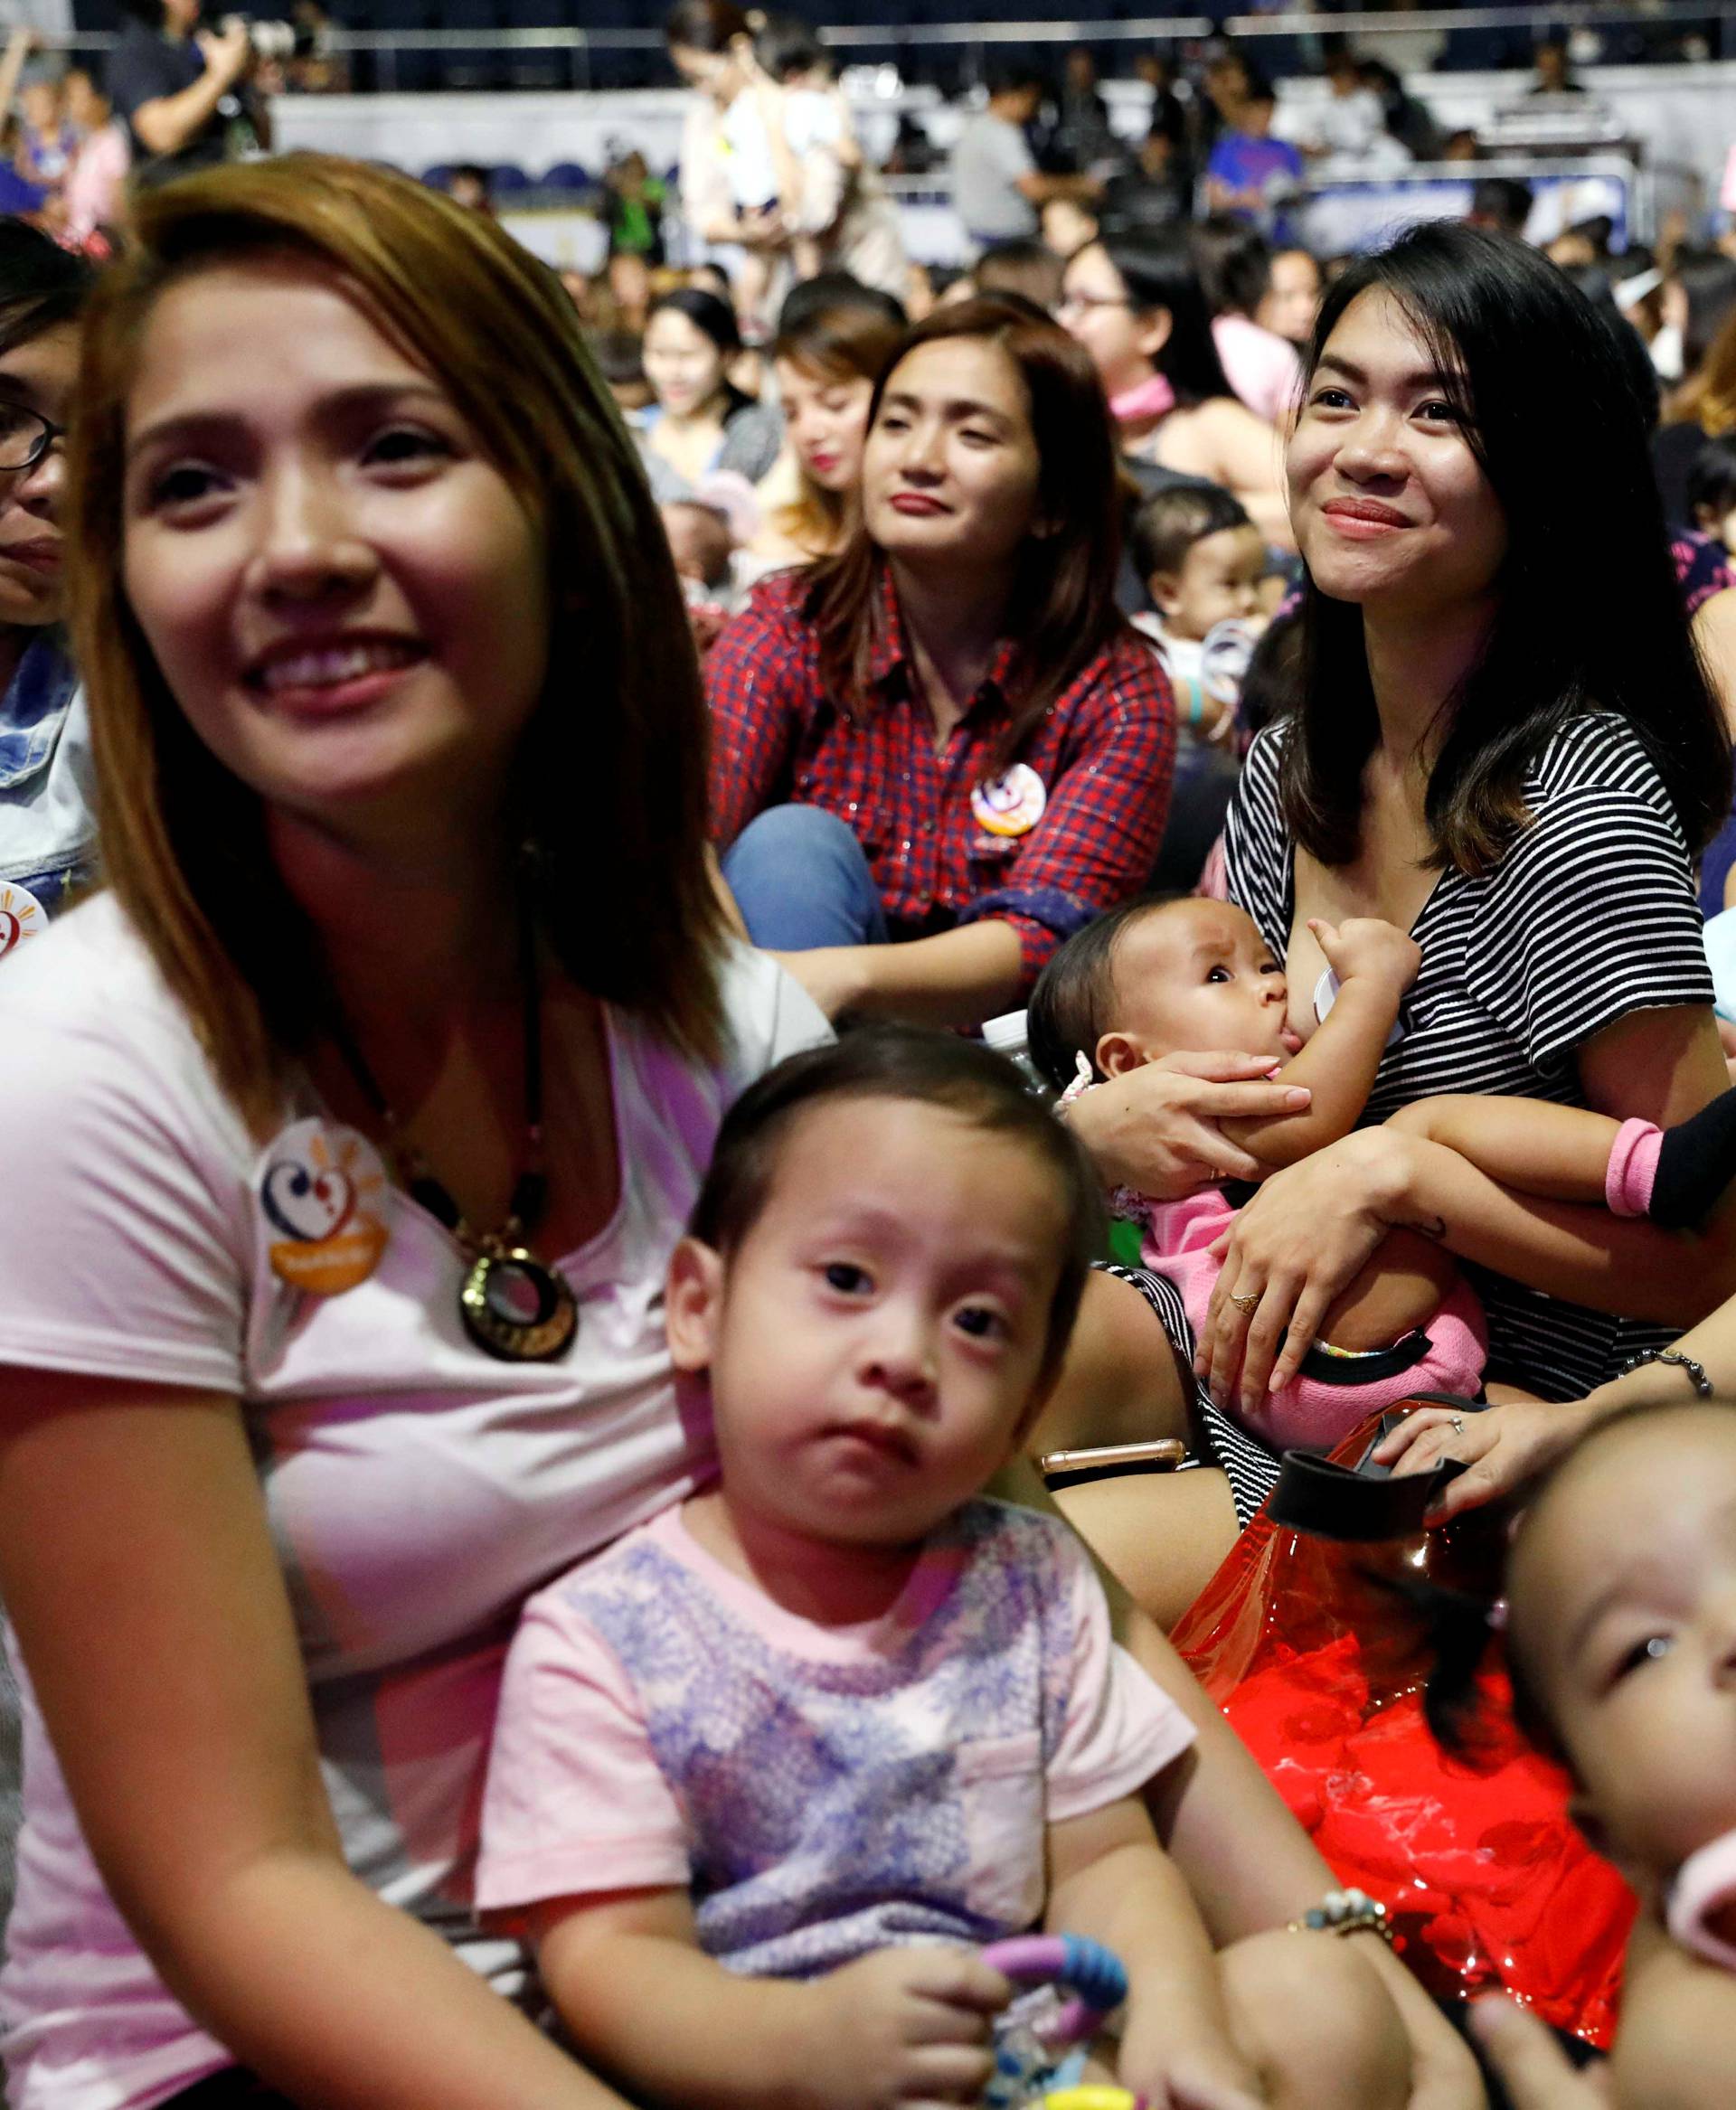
1604,1117 -> 1662,1219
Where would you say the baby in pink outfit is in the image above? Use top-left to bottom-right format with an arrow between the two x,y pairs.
1029,895 -> 1717,1454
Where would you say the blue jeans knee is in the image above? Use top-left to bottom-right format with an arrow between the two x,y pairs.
721,805 -> 889,951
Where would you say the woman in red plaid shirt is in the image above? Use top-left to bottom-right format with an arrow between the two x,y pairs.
707,296 -> 1178,1030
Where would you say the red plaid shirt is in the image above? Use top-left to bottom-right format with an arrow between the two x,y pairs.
707,568 -> 1176,994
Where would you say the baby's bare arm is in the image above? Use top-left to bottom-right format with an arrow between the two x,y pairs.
1223,920 -> 1417,1172
526,1887 -> 1005,2110
1387,1095 -> 1623,1204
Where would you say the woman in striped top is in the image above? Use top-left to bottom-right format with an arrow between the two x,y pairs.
1063,221 -> 1736,1563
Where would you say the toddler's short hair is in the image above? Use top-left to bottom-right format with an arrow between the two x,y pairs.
1027,896 -> 1183,1094
689,1024 -> 1105,1384
1130,482 -> 1253,585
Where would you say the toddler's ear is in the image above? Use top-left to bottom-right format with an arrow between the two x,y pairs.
1146,569 -> 1184,617
665,1236 -> 725,1371
1095,1031 -> 1147,1079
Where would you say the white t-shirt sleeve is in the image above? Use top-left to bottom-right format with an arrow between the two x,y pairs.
719,943 -> 833,1094
1042,1523 -> 1197,1824
476,1577 -> 692,1912
0,914 -> 250,1391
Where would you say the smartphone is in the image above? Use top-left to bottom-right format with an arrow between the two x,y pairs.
1039,1438 -> 1186,1490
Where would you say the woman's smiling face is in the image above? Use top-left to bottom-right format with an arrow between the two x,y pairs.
1287,287 -> 1507,616
120,259 -> 548,841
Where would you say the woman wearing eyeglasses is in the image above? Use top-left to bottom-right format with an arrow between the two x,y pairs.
1060,228 -> 1293,551
0,221 -> 96,955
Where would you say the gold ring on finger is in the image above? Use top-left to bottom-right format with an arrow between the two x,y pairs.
1228,1288 -> 1263,1314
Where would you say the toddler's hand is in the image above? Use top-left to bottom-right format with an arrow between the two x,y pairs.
800,1946 -> 1010,2107
1308,916 -> 1421,996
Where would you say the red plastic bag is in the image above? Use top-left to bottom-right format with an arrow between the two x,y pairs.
1170,1404 -> 1634,2046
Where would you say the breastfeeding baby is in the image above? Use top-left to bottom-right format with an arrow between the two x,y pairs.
1029,896 -> 1736,1453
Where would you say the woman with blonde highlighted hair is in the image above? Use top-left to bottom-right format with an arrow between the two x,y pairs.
0,152 -> 828,2109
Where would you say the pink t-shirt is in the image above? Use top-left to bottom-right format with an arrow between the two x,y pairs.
477,1499 -> 1194,1973
1212,314 -> 1302,428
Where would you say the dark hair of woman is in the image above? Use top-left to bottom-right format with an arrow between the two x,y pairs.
1689,432 -> 1736,523
804,295 -> 1133,781
1281,219 -> 1732,873
690,1022 -> 1105,1386
1674,248 -> 1736,380
1192,215 -> 1273,323
664,0 -> 750,51
0,217 -> 94,356
648,283 -> 741,355
1099,228 -> 1234,408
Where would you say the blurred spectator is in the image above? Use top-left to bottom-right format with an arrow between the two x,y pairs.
1358,57 -> 1443,161
609,249 -> 653,332
590,325 -> 654,413
1689,432 -> 1736,560
1194,48 -> 1250,167
1040,196 -> 1099,259
882,113 -> 939,178
1657,249 -> 1736,387
758,285 -> 904,566
1256,243 -> 1322,347
974,238 -> 1064,311
1528,34 -> 1586,96
635,285 -> 783,502
59,67 -> 128,250
282,0 -> 349,94
1060,227 -> 1292,548
1193,216 -> 1302,424
1611,250 -> 1667,370
1467,175 -> 1532,239
444,163 -> 494,213
1297,47 -> 1385,159
14,68 -> 74,196
1659,286 -> 1736,517
751,14 -> 906,300
665,0 -> 791,334
951,65 -> 1099,257
1442,127 -> 1480,162
1203,73 -> 1302,226
602,147 -> 668,271
1099,122 -> 1189,233
1052,46 -> 1120,178
108,0 -> 266,184
1134,49 -> 1189,171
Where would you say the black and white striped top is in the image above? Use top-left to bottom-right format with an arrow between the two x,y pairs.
1223,712 -> 1714,1403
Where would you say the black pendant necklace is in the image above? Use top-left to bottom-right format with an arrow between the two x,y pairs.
326,890 -> 578,1364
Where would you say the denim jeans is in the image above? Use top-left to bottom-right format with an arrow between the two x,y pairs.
721,805 -> 889,951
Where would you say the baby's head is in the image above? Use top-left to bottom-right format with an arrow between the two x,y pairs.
19,73 -> 61,137
668,1026 -> 1104,1548
1029,895 -> 1292,1094
1131,483 -> 1264,643
1498,1402 -> 1736,1907
661,499 -> 735,591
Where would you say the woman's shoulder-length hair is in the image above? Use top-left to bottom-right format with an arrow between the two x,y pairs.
1284,218 -> 1732,873
69,153 -> 727,1136
803,293 -> 1133,777
1099,228 -> 1234,410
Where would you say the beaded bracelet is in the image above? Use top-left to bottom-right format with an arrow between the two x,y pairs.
1286,1888 -> 1395,1945
1616,1347 -> 1713,1398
